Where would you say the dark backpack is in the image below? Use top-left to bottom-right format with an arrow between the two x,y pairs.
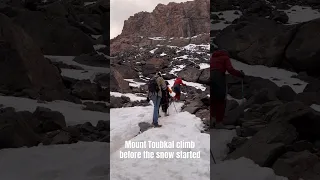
148,77 -> 159,93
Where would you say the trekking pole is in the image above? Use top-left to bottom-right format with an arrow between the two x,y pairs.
210,150 -> 216,164
172,101 -> 178,113
241,80 -> 244,100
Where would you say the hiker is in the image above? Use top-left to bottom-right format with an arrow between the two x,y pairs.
160,81 -> 173,116
146,72 -> 167,127
210,49 -> 245,129
172,77 -> 186,101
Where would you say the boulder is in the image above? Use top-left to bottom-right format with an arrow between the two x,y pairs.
113,64 -> 139,79
33,107 -> 66,133
286,18 -> 320,75
72,80 -> 101,100
11,10 -> 94,55
271,10 -> 289,23
276,85 -> 297,102
142,58 -> 169,77
0,110 -> 41,148
94,73 -> 109,87
215,17 -> 296,66
83,102 -> 110,113
272,151 -> 320,180
295,92 -> 320,106
227,136 -> 248,153
226,121 -> 297,167
110,96 -> 131,108
197,68 -> 210,85
177,66 -> 202,82
96,120 -> 110,131
182,100 -> 204,114
110,69 -> 131,93
0,13 -> 64,94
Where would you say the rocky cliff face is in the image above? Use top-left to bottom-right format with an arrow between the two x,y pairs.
121,0 -> 210,38
111,0 -> 210,55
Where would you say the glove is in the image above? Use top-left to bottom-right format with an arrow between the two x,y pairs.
240,70 -> 245,78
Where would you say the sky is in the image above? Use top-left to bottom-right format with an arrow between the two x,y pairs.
110,0 -> 190,39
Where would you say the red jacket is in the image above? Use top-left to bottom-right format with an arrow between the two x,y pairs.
210,50 -> 242,77
174,77 -> 185,86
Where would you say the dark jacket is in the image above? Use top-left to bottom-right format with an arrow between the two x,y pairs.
210,50 -> 242,100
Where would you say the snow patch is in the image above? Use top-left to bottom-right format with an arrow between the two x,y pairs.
124,79 -> 146,88
94,44 -> 107,51
169,65 -> 186,75
150,48 -> 158,54
110,92 -> 146,102
211,10 -> 242,30
91,35 -> 102,39
148,37 -> 166,40
182,44 -> 210,52
160,52 -> 167,56
311,104 -> 320,112
45,55 -> 109,81
199,63 -> 210,70
230,59 -> 307,93
283,6 -> 320,24
84,1 -> 97,6
0,142 -> 109,180
174,55 -> 189,60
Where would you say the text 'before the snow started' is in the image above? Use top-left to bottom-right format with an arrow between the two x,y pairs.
119,140 -> 201,159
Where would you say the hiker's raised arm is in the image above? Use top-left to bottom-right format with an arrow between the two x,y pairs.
225,56 -> 242,77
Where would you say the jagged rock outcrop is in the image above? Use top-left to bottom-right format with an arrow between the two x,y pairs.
111,0 -> 210,55
121,0 -> 210,38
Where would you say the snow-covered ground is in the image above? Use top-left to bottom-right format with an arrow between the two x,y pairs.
45,55 -> 109,82
110,92 -> 146,101
283,5 -> 320,24
0,142 -> 109,180
211,10 -> 242,30
230,59 -> 307,93
110,101 -> 286,180
110,103 -> 211,180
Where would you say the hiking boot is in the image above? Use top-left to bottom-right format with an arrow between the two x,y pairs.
154,124 -> 162,128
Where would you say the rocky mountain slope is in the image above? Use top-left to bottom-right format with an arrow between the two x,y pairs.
111,0 -> 210,55
212,0 -> 320,179
212,0 -> 320,76
110,0 -> 211,130
0,0 -> 109,151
